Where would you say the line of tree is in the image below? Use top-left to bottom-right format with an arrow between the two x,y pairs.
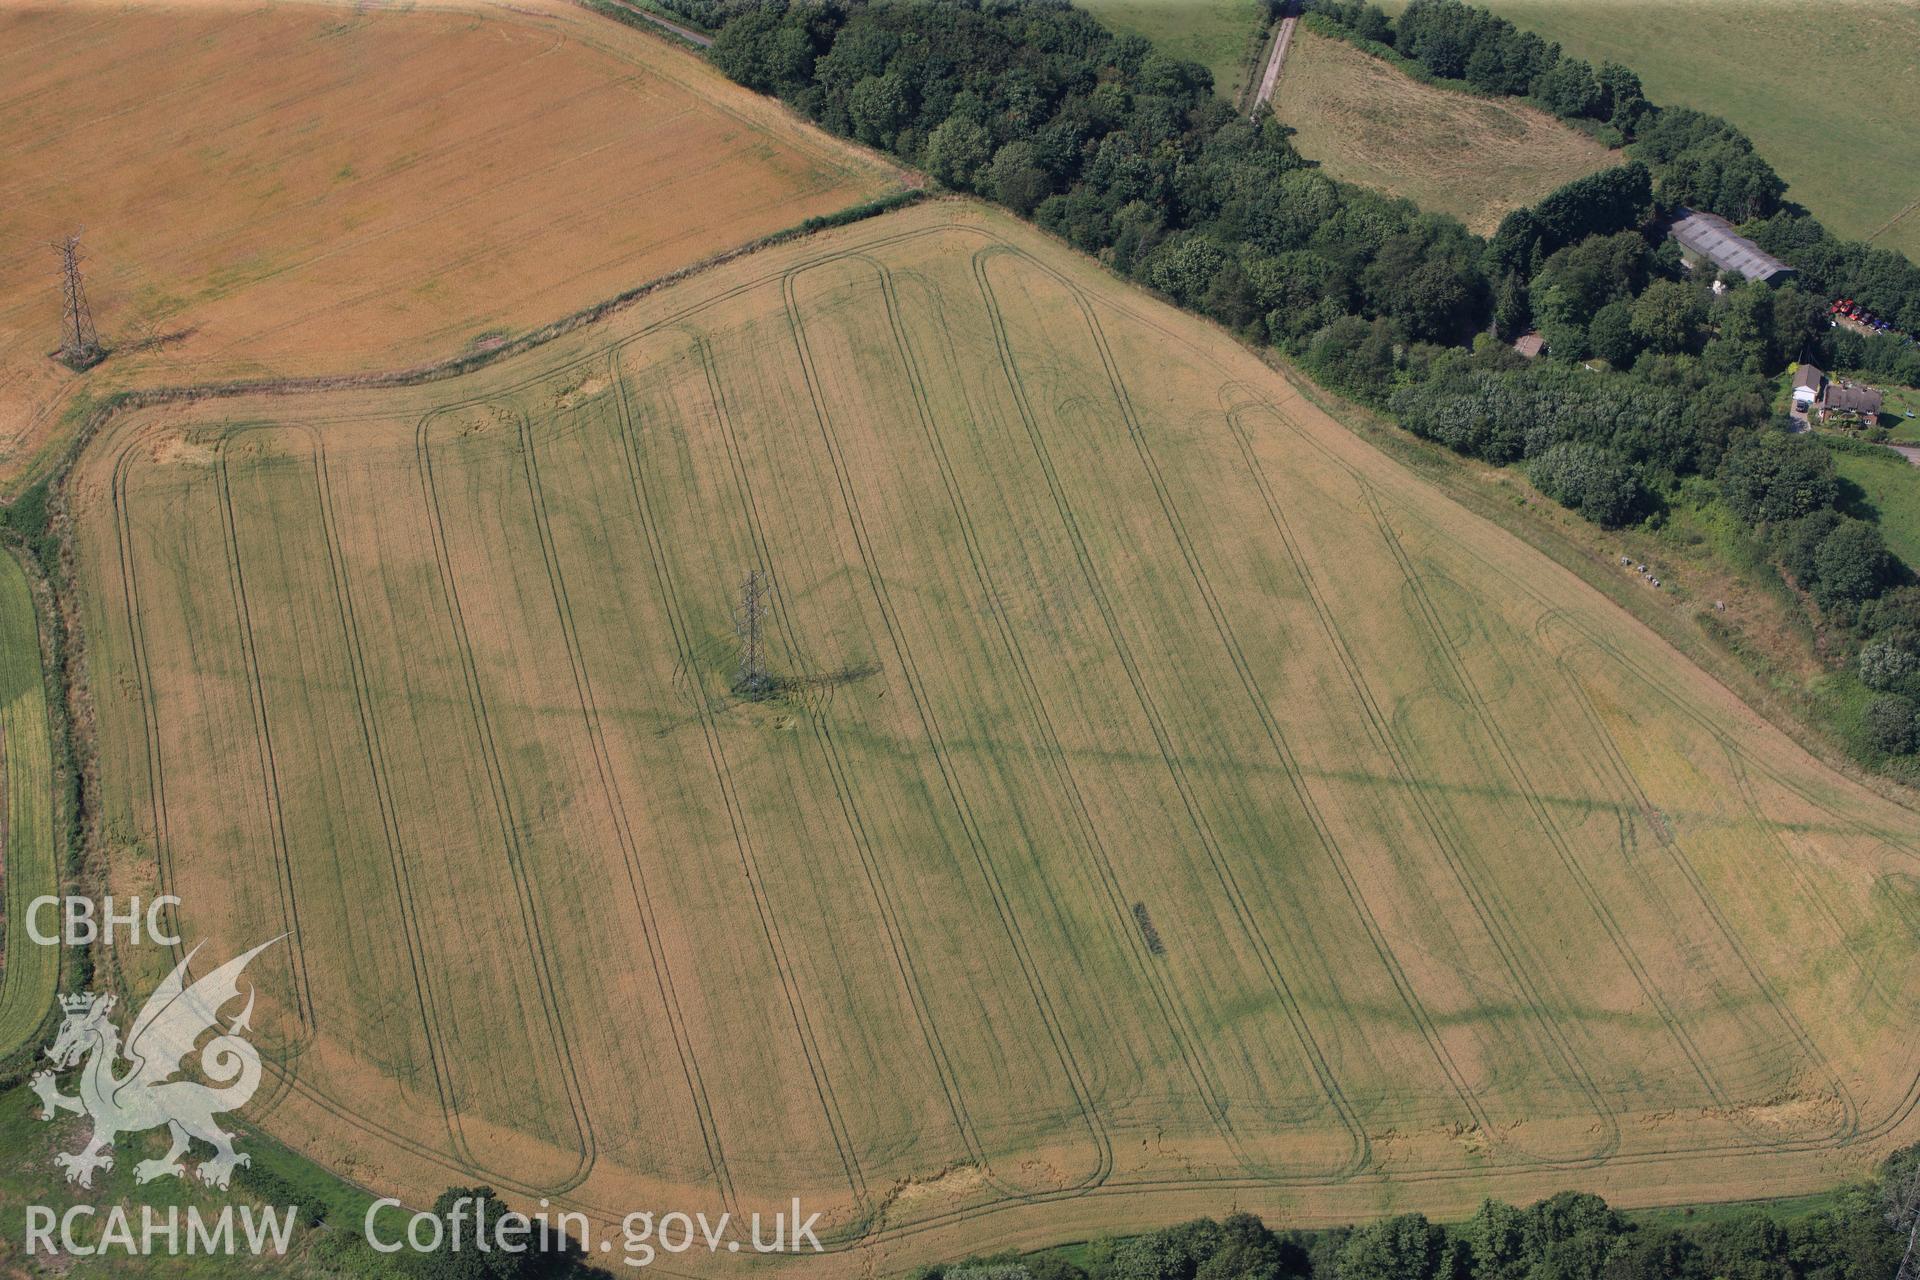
1304,0 -> 1920,336
697,0 -> 1920,762
1303,0 -> 1781,222
925,1151 -> 1920,1280
709,0 -> 1493,342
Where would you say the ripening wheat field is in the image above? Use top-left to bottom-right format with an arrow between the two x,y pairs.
66,204 -> 1920,1268
0,0 -> 900,485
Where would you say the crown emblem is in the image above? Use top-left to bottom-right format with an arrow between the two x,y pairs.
36,940 -> 280,1192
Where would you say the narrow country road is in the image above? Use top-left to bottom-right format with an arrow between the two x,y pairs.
602,0 -> 713,48
1249,5 -> 1299,117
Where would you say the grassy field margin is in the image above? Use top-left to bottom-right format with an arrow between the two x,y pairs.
0,548 -> 59,1065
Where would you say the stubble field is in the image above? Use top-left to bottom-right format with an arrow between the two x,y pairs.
65,203 -> 1920,1268
1379,0 -> 1920,257
0,0 -> 901,487
1274,29 -> 1620,235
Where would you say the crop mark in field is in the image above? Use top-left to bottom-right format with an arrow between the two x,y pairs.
789,254 -> 1123,1192
1062,274 -> 1516,1152
84,219 -> 1920,1243
225,423 -> 478,1170
892,218 -> 1920,1183
1868,864 -> 1920,1012
415,406 -> 597,1193
1211,355 -> 1918,1160
1017,254 -> 1590,1159
1215,388 -> 1620,1166
1353,473 -> 1867,1149
706,299 -> 1094,1203
972,244 -> 1370,1180
1401,466 -> 1908,1140
1532,609 -> 1855,1142
1360,480 -> 1739,1114
518,396 -> 739,1212
608,341 -> 870,1219
865,257 -> 1266,1176
1520,600 -> 1920,1141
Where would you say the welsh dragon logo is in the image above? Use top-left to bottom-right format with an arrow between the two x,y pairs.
30,938 -> 281,1190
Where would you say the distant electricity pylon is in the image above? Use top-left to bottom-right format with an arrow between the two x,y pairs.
734,568 -> 772,698
53,231 -> 105,370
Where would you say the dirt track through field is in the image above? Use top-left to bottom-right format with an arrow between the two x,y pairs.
1248,7 -> 1298,114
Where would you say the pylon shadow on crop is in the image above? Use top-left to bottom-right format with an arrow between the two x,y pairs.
733,662 -> 880,709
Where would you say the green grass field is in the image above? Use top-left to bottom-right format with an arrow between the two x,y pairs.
0,1081 -> 375,1277
1079,0 -> 1269,103
1383,0 -> 1920,257
1874,385 -> 1920,443
0,548 -> 57,1061
62,203 -> 1920,1269
1834,445 -> 1920,570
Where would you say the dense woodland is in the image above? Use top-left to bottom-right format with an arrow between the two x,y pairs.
931,1170 -> 1919,1280
681,0 -> 1920,763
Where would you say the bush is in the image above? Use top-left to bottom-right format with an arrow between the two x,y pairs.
986,141 -> 1051,215
1812,518 -> 1894,617
1867,694 -> 1920,755
924,117 -> 992,190
1588,299 -> 1636,365
1718,433 -> 1839,526
1859,638 -> 1920,691
1527,441 -> 1642,526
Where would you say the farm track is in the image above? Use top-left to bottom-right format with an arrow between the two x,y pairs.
72,212 -> 1920,1257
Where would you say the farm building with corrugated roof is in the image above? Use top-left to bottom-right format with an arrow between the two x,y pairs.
1667,208 -> 1796,284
